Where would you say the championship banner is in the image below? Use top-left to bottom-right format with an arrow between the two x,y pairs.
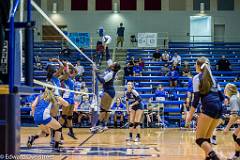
138,33 -> 157,47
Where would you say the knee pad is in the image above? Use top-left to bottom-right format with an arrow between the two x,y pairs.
195,138 -> 207,147
129,123 -> 134,128
133,122 -> 140,129
233,134 -> 237,142
45,133 -> 49,137
67,116 -> 73,120
236,138 -> 240,146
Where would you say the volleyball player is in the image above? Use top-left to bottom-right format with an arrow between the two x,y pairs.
27,84 -> 66,152
59,61 -> 78,139
223,83 -> 240,160
47,58 -> 64,144
186,57 -> 224,160
125,82 -> 144,142
90,60 -> 121,133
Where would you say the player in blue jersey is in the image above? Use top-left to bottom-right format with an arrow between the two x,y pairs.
59,61 -> 78,139
125,82 -> 144,142
27,84 -> 66,152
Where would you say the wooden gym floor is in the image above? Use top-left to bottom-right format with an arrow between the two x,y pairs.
20,127 -> 234,160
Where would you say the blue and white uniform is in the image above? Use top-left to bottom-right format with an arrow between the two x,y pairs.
192,73 -> 224,118
50,76 -> 61,96
63,78 -> 75,105
126,89 -> 143,111
34,96 -> 52,125
229,94 -> 240,116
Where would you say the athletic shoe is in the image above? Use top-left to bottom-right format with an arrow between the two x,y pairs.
227,155 -> 240,160
67,132 -> 78,139
134,137 -> 140,142
53,142 -> 61,152
210,138 -> 217,145
126,137 -> 133,142
27,136 -> 35,148
103,126 -> 108,131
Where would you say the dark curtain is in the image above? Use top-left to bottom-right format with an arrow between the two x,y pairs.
120,0 -> 137,10
96,0 -> 112,10
144,0 -> 161,10
71,0 -> 88,10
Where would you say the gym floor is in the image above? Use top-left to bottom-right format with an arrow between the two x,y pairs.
20,128 -> 233,160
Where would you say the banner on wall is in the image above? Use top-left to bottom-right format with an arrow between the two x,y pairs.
137,33 -> 158,47
65,32 -> 90,48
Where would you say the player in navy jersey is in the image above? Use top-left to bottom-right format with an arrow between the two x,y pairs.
186,57 -> 224,160
125,82 -> 144,142
27,84 -> 64,152
90,60 -> 121,133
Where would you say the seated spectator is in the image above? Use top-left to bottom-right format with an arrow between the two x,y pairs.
216,55 -> 231,71
74,80 -> 82,109
130,35 -> 137,47
34,55 -> 42,70
170,52 -> 181,65
96,41 -> 104,66
161,63 -> 170,76
172,62 -> 180,73
74,98 -> 91,127
145,99 -> 155,127
75,61 -> 85,81
155,85 -> 167,108
138,58 -> 145,68
80,82 -> 89,102
59,45 -> 71,60
124,63 -> 133,77
182,61 -> 191,76
161,50 -> 170,62
129,56 -> 135,66
133,62 -> 142,76
111,97 -> 126,128
153,48 -> 161,61
167,65 -> 179,87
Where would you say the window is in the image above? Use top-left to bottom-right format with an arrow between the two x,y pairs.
193,0 -> 210,10
47,0 -> 64,12
218,0 -> 234,10
169,0 -> 186,10
96,0 -> 112,10
71,0 -> 88,10
120,0 -> 137,10
144,0 -> 161,10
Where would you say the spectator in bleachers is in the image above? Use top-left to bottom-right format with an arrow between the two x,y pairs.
60,45 -> 71,60
146,98 -> 155,127
167,65 -> 179,87
133,62 -> 143,76
80,82 -> 89,102
161,63 -> 170,76
153,48 -> 161,61
116,23 -> 125,49
98,27 -> 112,61
161,50 -> 170,62
75,61 -> 85,81
216,55 -> 231,71
138,58 -> 145,69
96,41 -> 104,66
130,35 -> 137,47
170,52 -> 181,66
129,56 -> 135,66
182,61 -> 191,76
34,55 -> 42,70
73,97 -> 91,127
111,97 -> 126,128
155,85 -> 167,104
124,63 -> 133,77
